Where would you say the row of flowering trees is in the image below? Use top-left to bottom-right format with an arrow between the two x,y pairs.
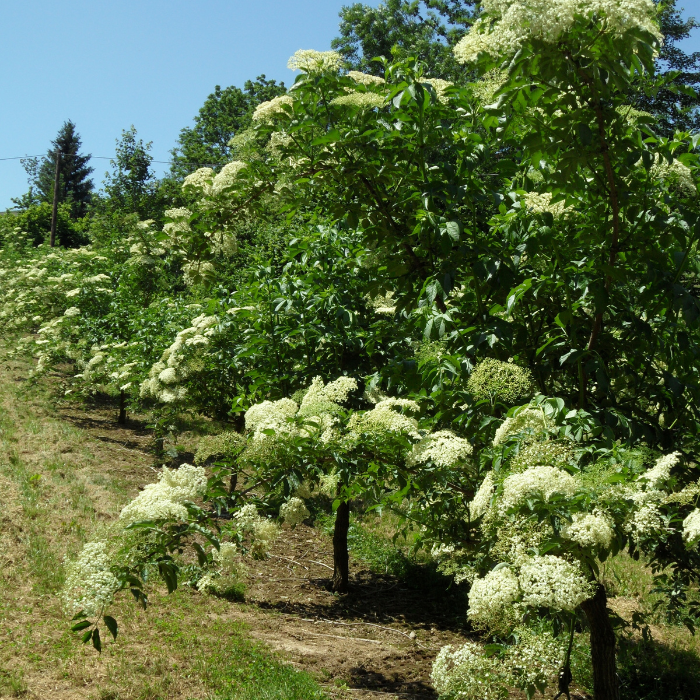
2,1 -> 700,699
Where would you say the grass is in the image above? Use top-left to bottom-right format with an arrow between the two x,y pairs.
0,356 -> 328,700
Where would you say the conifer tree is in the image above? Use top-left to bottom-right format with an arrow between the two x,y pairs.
36,120 -> 94,218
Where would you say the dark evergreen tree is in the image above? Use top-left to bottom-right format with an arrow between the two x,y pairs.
169,75 -> 286,180
35,121 -> 94,218
635,1 -> 700,135
331,0 -> 476,81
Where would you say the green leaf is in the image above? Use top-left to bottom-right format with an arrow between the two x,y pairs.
92,627 -> 102,653
103,615 -> 118,641
71,620 -> 92,632
81,628 -> 93,644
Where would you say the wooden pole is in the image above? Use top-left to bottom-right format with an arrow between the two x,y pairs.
49,150 -> 61,247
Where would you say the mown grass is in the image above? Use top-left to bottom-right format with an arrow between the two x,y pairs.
0,358 -> 328,700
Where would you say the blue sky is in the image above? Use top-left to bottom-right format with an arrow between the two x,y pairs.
0,0 -> 698,209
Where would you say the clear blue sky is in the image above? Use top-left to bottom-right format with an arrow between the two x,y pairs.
0,0 -> 698,210
0,0 -> 380,209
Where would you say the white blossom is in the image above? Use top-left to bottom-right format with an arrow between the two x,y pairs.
347,70 -> 385,86
407,430 -> 473,468
518,555 -> 592,610
683,509 -> 700,547
252,95 -> 294,122
500,465 -> 578,512
431,642 -> 508,700
640,451 -> 680,488
287,49 -> 343,73
62,541 -> 120,618
64,307 -> 80,317
468,472 -> 495,519
453,0 -> 662,65
119,464 -> 207,524
562,512 -> 614,549
467,566 -> 521,626
212,161 -> 247,195
331,92 -> 385,110
245,398 -> 298,439
493,408 -> 550,446
279,497 -> 310,527
182,167 -> 214,194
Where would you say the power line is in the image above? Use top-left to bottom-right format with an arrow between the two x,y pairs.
0,153 -> 221,167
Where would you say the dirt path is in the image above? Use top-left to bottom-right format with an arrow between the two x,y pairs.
0,356 -> 477,700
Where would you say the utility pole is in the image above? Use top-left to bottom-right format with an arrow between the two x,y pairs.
49,150 -> 61,247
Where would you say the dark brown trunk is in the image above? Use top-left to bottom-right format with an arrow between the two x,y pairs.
118,390 -> 127,425
229,471 -> 238,497
580,584 -> 619,700
331,500 -> 350,592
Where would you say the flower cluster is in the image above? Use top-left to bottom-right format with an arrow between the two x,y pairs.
407,430 -> 473,468
493,408 -> 550,446
347,397 -> 420,439
347,70 -> 385,86
468,358 -> 534,405
119,464 -> 207,524
140,313 -> 220,404
519,555 -> 593,610
424,78 -> 453,104
62,541 -> 120,618
467,566 -> 520,628
500,465 -> 579,513
212,161 -> 247,195
468,472 -> 495,520
683,509 -> 700,546
640,451 -> 680,488
279,497 -> 310,527
252,95 -> 294,122
331,92 -> 386,110
453,0 -> 662,65
521,191 -> 573,218
431,642 -> 508,700
233,503 -> 280,558
562,512 -> 614,549
287,49 -> 343,73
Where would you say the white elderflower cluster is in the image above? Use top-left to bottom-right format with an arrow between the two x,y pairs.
453,0 -> 662,64
509,440 -> 571,473
504,628 -> 567,693
500,465 -> 579,513
64,306 -> 81,317
233,504 -> 279,558
62,541 -> 120,618
347,70 -> 385,86
493,408 -> 550,446
467,566 -> 521,627
287,49 -> 343,73
140,313 -> 220,404
648,156 -> 697,195
182,167 -> 214,194
212,161 -> 247,195
252,95 -> 294,122
330,92 -> 386,110
347,398 -> 420,438
625,502 -> 664,536
279,497 -> 310,527
431,642 -> 508,700
298,376 -> 357,417
163,208 -> 192,241
683,509 -> 700,547
521,191 -> 573,218
518,555 -> 592,610
245,398 -> 299,439
267,131 -> 293,156
468,472 -> 495,519
640,451 -> 680,488
562,511 -> 614,549
213,541 -> 238,574
407,430 -> 473,468
424,78 -> 453,104
119,464 -> 207,525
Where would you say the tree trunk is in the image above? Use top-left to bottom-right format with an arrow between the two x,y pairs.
331,500 -> 350,593
118,390 -> 127,425
580,584 -> 619,700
